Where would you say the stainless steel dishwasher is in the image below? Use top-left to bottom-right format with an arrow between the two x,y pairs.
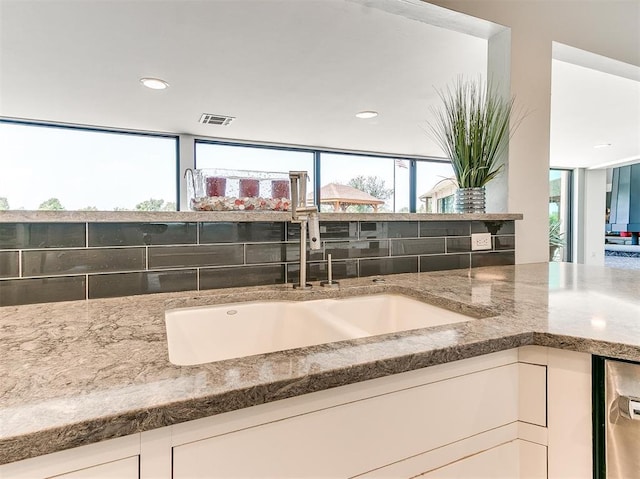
605,359 -> 640,478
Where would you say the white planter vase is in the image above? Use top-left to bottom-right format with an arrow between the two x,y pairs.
455,187 -> 486,214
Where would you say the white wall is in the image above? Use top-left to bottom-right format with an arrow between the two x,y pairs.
574,169 -> 607,265
426,0 -> 640,264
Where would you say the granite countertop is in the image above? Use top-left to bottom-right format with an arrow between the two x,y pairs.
2,262 -> 639,464
0,210 -> 523,223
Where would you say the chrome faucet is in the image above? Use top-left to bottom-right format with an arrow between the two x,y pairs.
289,171 -> 321,289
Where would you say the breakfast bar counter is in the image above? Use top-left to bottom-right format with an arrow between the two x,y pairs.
1,262 -> 639,465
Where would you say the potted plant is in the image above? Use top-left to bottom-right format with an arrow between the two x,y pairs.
549,217 -> 565,261
428,77 -> 519,213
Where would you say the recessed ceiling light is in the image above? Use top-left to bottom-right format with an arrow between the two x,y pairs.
355,110 -> 378,119
140,77 -> 169,90
594,143 -> 612,149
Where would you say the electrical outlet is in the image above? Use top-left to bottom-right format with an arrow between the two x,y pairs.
471,233 -> 492,251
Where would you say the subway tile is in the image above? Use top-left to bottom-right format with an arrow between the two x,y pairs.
359,221 -> 419,239
149,244 -> 243,269
89,223 -> 197,246
23,248 -> 145,276
471,251 -> 515,268
0,223 -> 86,249
325,240 -> 389,259
359,257 -> 418,277
420,221 -> 470,237
200,222 -> 284,244
0,251 -> 19,278
494,235 -> 516,250
245,243 -> 322,264
446,237 -> 472,253
199,264 -> 285,290
390,238 -> 445,256
471,220 -> 515,235
287,222 -> 357,241
89,270 -> 197,299
321,222 -> 358,239
287,260 -> 358,284
0,276 -> 86,306
420,254 -> 471,272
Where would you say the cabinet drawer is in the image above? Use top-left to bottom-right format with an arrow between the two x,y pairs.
173,364 -> 518,478
50,456 -> 139,479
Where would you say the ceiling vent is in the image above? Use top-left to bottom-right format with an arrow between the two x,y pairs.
199,113 -> 235,126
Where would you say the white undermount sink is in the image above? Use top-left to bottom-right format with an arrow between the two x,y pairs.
165,294 -> 474,366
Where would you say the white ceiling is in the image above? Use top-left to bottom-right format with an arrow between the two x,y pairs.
550,57 -> 640,169
1,0 -> 638,167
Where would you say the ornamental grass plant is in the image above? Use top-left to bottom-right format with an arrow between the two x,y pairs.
428,78 -> 520,188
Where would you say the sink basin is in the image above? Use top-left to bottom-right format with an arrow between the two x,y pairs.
165,294 -> 474,365
165,301 -> 362,366
314,294 -> 473,336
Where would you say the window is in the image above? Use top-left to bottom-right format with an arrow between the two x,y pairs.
0,121 -> 178,211
196,142 -> 314,184
0,122 -> 459,215
194,142 -> 314,208
549,169 -> 572,261
415,161 -> 456,213
195,142 -> 456,214
319,153 -> 408,213
437,195 -> 455,213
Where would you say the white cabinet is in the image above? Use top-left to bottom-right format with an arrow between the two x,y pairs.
419,440 -> 546,479
173,362 -> 519,478
0,435 -> 139,479
51,457 -> 139,479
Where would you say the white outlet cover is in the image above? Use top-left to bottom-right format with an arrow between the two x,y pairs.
471,233 -> 492,251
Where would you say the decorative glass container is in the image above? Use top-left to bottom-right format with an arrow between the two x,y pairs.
455,187 -> 486,214
185,168 -> 291,211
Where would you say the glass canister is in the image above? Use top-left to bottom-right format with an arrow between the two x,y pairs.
185,168 -> 291,211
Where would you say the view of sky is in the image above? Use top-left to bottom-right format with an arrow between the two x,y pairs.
0,123 -> 177,210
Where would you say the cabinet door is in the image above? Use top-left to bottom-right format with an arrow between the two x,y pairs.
50,456 -> 139,479
0,434 -> 139,479
173,364 -> 518,478
420,441 -> 546,479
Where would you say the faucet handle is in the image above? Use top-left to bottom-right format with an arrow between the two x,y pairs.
308,212 -> 321,251
321,253 -> 340,288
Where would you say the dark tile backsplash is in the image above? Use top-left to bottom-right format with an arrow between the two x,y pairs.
0,220 -> 515,305
288,222 -> 358,241
200,264 -> 285,290
494,235 -> 516,250
420,253 -> 471,272
359,256 -> 418,277
446,237 -> 472,254
360,221 -> 418,239
148,244 -> 243,269
23,248 -> 146,276
471,251 -> 516,268
420,221 -> 471,237
471,221 -> 515,235
89,270 -> 197,299
89,222 -> 197,246
0,223 -> 86,249
390,238 -> 444,256
0,251 -> 19,278
287,260 -> 359,284
325,240 -> 389,259
0,276 -> 86,306
201,222 -> 285,244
